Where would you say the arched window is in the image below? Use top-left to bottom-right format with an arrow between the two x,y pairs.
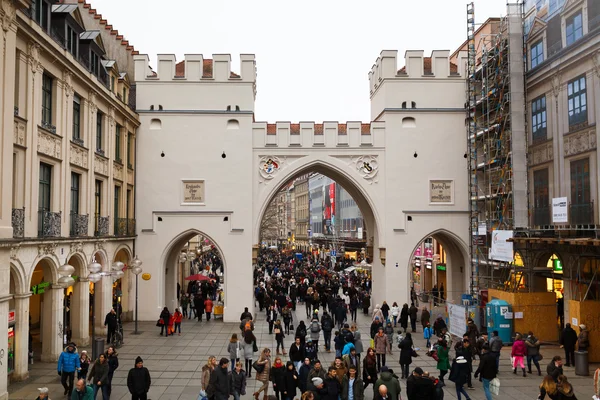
150,118 -> 162,130
227,119 -> 240,130
402,117 -> 416,128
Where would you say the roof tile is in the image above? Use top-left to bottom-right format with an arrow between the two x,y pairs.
397,57 -> 458,75
290,123 -> 300,134
361,123 -> 371,134
267,124 -> 276,135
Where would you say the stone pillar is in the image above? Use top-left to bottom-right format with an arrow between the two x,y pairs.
12,293 -> 31,381
95,274 -> 112,336
70,278 -> 89,346
40,286 -> 64,362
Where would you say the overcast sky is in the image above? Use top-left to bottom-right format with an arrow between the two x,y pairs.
91,0 -> 507,122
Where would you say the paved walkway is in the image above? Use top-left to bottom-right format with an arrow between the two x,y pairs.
8,302 -> 599,399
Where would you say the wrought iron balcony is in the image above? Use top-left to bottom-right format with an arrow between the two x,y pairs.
532,206 -> 551,226
70,213 -> 89,237
38,210 -> 61,237
115,218 -> 136,236
94,213 -> 109,237
12,208 -> 24,238
570,201 -> 594,225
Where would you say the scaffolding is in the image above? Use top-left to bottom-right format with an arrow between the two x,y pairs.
466,3 -> 528,293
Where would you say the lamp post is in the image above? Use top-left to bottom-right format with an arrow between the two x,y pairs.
130,256 -> 143,335
58,263 -> 75,345
111,261 -> 125,342
87,260 -> 102,360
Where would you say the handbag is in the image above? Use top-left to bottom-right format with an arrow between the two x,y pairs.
252,360 -> 265,373
253,341 -> 259,353
537,353 -> 543,361
156,319 -> 163,327
490,377 -> 500,395
411,349 -> 418,357
274,328 -> 281,334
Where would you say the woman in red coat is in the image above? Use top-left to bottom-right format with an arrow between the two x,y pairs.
173,308 -> 183,336
204,298 -> 214,321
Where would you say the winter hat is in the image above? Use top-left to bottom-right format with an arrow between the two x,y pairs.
135,356 -> 144,365
311,377 -> 323,386
414,367 -> 424,375
381,366 -> 389,372
580,324 -> 587,330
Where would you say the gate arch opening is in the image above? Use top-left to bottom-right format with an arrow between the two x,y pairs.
162,229 -> 226,316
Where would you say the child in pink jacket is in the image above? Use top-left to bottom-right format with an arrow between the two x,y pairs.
511,333 -> 528,377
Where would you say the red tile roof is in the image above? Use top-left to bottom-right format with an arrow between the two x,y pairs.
266,124 -> 276,134
290,124 -> 300,134
361,123 -> 371,134
261,123 -> 369,134
174,60 -> 240,78
314,124 -> 323,135
398,57 -> 458,75
337,124 -> 347,134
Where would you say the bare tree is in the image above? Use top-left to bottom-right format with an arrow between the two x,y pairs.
260,199 -> 279,243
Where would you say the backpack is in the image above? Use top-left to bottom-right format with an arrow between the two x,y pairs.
424,327 -> 432,339
322,317 -> 333,331
245,321 -> 252,331
342,330 -> 354,344
298,326 -> 307,337
311,321 -> 320,333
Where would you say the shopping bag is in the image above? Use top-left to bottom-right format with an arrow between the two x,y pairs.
490,377 -> 500,395
370,338 -> 374,349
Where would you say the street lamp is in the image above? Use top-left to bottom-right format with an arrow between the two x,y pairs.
58,263 -> 75,345
87,260 -> 102,360
130,256 -> 143,335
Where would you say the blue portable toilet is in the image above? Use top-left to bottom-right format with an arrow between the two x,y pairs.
486,299 -> 513,344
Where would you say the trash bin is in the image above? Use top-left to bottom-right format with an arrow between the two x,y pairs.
574,351 -> 589,376
93,338 -> 105,361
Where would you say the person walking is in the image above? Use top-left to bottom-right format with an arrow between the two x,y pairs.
78,350 -> 90,380
321,312 -> 334,352
283,361 -> 298,400
511,333 -> 528,377
423,323 -> 433,349
372,305 -> 384,322
436,339 -> 450,384
398,332 -> 414,379
399,304 -> 409,333
210,358 -> 231,400
194,294 -> 203,321
409,303 -> 418,333
380,301 -> 390,322
202,356 -> 217,398
159,307 -> 171,336
341,365 -> 364,400
309,317 -> 321,350
538,375 -> 558,400
289,337 -> 305,373
449,356 -> 472,400
374,327 -> 389,372
556,375 -> 578,399
270,356 -> 286,400
298,358 -> 312,394
526,331 -> 542,376
204,297 -> 214,321
420,307 -> 430,331
71,378 -> 93,400
373,366 -> 401,400
104,309 -> 118,344
362,348 -> 378,390
254,348 -> 272,400
267,306 -> 278,335
489,330 -> 503,370
57,342 -> 81,396
406,367 -> 436,400
352,324 -> 364,363
274,320 -> 287,355
228,334 -> 243,372
560,323 -> 578,367
105,346 -> 119,396
229,361 -> 247,400
390,303 -> 400,328
173,308 -> 183,335
127,356 -> 151,400
474,344 -> 496,400
242,330 -> 257,377
36,387 -> 50,400
88,353 -> 109,400
384,321 -> 394,355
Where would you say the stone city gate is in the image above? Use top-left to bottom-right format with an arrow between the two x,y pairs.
133,50 -> 471,322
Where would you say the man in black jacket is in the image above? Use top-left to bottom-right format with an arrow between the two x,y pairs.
321,312 -> 334,352
560,323 -> 578,366
289,337 -> 305,372
406,367 -> 435,400
317,367 -> 341,400
474,344 -> 496,400
127,356 -> 151,400
546,356 -> 564,382
104,309 -> 117,344
210,358 -> 231,400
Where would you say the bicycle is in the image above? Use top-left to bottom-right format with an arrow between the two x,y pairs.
111,321 -> 124,349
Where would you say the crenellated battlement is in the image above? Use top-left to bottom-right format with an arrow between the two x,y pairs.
134,53 -> 256,83
368,49 -> 468,94
252,121 -> 385,148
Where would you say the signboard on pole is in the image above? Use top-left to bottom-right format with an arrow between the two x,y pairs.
490,230 -> 514,262
447,303 -> 467,337
552,197 -> 568,223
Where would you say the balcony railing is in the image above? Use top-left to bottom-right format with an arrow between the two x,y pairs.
532,206 -> 551,226
12,208 -> 24,238
94,214 -> 109,237
70,213 -> 89,237
115,218 -> 136,236
38,210 -> 61,237
570,201 -> 594,225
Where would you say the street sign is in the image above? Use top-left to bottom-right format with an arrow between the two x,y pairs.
330,250 -> 336,257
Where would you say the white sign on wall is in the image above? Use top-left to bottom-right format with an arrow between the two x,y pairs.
552,197 -> 568,223
182,180 -> 205,204
490,230 -> 514,262
447,303 -> 467,337
429,180 -> 453,203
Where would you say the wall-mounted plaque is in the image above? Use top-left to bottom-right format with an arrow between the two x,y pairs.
182,180 -> 205,204
429,180 -> 453,203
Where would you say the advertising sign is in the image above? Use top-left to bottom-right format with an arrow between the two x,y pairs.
490,230 -> 514,262
322,183 -> 336,235
552,197 -> 568,223
448,303 -> 467,337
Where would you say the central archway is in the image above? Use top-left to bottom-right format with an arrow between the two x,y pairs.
161,229 -> 227,315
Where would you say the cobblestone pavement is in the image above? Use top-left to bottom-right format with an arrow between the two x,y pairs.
8,302 -> 598,399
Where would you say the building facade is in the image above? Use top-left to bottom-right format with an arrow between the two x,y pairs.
0,0 -> 139,393
294,174 -> 310,251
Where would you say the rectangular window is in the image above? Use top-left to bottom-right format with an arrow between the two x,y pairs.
531,95 -> 547,141
41,74 -> 53,126
115,125 -> 121,161
127,189 -> 132,219
94,180 -> 102,215
127,134 -> 133,168
114,186 -> 120,235
110,76 -> 115,92
122,87 -> 127,104
567,76 -> 587,126
31,0 -> 49,31
566,12 -> 583,45
96,112 -> 103,152
570,158 -> 590,205
530,40 -> 543,69
73,94 -> 81,141
66,25 -> 78,56
38,163 -> 52,234
70,172 -> 80,215
90,52 -> 99,76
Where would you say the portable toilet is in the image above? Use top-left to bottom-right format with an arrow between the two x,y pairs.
486,299 -> 513,344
